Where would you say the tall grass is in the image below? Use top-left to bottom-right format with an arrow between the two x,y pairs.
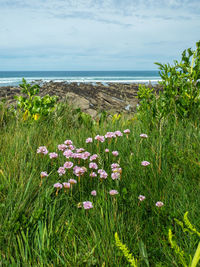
0,102 -> 200,266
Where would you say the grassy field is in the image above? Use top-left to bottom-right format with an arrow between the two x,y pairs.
0,100 -> 200,266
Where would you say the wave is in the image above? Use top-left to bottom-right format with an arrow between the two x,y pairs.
0,77 -> 161,86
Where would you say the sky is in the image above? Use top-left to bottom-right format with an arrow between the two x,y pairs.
0,0 -> 200,71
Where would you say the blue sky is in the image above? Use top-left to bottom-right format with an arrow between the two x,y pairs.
0,0 -> 200,70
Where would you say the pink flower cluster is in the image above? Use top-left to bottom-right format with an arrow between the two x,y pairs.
37,146 -> 48,155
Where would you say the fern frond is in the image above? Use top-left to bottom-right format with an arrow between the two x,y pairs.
168,229 -> 187,267
183,212 -> 200,237
115,232 -> 138,267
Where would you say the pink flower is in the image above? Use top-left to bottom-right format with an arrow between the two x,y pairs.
37,146 -> 48,155
40,171 -> 48,178
58,144 -> 67,151
63,161 -> 73,169
86,137 -> 93,143
112,167 -> 122,173
64,140 -> 73,145
140,134 -> 148,138
100,171 -> 108,179
111,163 -> 120,169
89,162 -> 98,169
83,201 -> 93,210
141,161 -> 150,166
91,190 -> 97,196
68,145 -> 75,150
76,148 -> 85,153
49,152 -> 58,159
90,154 -> 98,161
123,129 -> 130,134
54,183 -> 63,189
63,149 -> 73,158
111,172 -> 120,180
156,201 -> 164,207
138,195 -> 146,201
98,169 -> 104,174
63,182 -> 70,189
81,152 -> 91,160
73,166 -> 87,176
105,132 -> 116,138
109,190 -> 119,196
105,148 -> 109,153
57,167 -> 66,176
95,135 -> 105,142
112,151 -> 119,156
68,179 -> 77,184
115,130 -> 123,137
90,172 -> 97,177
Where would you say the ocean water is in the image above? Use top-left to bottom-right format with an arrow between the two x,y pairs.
0,71 -> 160,87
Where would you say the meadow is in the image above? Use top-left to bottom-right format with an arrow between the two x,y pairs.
0,42 -> 200,266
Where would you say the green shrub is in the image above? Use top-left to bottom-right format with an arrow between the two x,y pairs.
14,78 -> 58,121
137,41 -> 200,120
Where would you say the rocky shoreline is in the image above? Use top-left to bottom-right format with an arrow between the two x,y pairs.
0,82 -> 161,117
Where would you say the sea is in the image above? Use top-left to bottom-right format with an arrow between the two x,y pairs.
0,71 -> 160,87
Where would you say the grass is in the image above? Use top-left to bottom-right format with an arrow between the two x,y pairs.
0,102 -> 200,266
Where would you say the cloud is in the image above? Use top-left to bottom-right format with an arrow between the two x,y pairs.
0,0 -> 200,70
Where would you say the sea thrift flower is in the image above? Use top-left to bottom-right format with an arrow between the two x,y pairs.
109,190 -> 119,196
86,137 -> 93,143
98,169 -> 104,174
63,161 -> 73,169
90,154 -> 98,161
111,163 -> 120,169
90,172 -> 97,177
37,146 -> 48,155
63,149 -> 73,158
112,151 -> 119,156
54,182 -> 63,196
138,195 -> 146,201
141,161 -> 150,166
89,162 -> 98,169
91,190 -> 97,196
112,167 -> 122,173
111,172 -> 120,180
54,183 -> 63,189
95,135 -> 105,142
73,166 -> 86,176
115,130 -> 123,137
49,152 -> 58,159
140,134 -> 148,138
105,132 -> 116,138
83,201 -> 93,210
68,145 -> 75,150
57,167 -> 66,176
123,129 -> 130,134
76,148 -> 85,153
64,140 -> 73,145
105,148 -> 109,153
81,151 -> 91,160
40,171 -> 48,178
68,179 -> 77,184
58,144 -> 67,151
156,201 -> 164,207
63,182 -> 70,189
100,171 -> 108,179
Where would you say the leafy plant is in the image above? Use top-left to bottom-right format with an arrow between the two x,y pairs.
169,211 -> 200,267
137,40 -> 200,120
115,232 -> 138,267
14,78 -> 58,121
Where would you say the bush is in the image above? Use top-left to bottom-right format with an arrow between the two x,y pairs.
14,78 -> 58,121
137,41 -> 200,120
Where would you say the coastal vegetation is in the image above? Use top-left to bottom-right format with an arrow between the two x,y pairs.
0,42 -> 200,266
